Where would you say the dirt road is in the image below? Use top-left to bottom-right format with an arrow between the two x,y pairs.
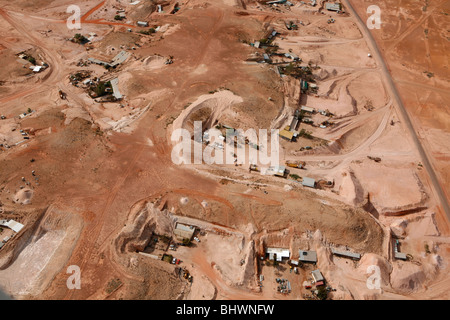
344,0 -> 450,221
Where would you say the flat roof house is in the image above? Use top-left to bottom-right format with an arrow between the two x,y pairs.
311,269 -> 324,283
174,223 -> 195,242
299,250 -> 317,263
331,248 -> 361,260
301,106 -> 315,113
0,219 -> 24,233
325,2 -> 342,11
266,248 -> 290,261
279,128 -> 294,141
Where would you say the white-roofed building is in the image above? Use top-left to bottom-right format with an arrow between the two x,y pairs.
266,247 -> 290,261
0,219 -> 24,233
110,78 -> 123,100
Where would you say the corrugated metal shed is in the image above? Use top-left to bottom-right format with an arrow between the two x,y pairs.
110,78 -> 123,100
394,252 -> 407,260
111,50 -> 130,66
279,129 -> 294,141
325,2 -> 341,11
331,248 -> 361,260
301,106 -> 315,113
273,166 -> 287,177
174,223 -> 195,241
302,177 -> 316,188
311,269 -> 324,282
0,219 -> 24,233
139,252 -> 160,260
299,250 -> 317,263
88,58 -> 112,67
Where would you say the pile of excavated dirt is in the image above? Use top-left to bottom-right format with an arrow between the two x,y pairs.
390,262 -> 427,294
202,233 -> 255,288
171,90 -> 244,135
356,253 -> 392,289
14,188 -> 33,205
114,201 -> 174,258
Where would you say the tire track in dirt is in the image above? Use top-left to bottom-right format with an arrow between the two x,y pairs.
384,0 -> 446,52
230,192 -> 282,206
345,0 -> 450,223
64,8 -> 229,298
0,9 -> 63,104
65,145 -> 147,299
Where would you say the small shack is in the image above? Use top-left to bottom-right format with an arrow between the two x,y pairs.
302,177 -> 316,188
311,269 -> 324,284
137,21 -> 149,27
110,78 -> 123,100
325,2 -> 342,12
301,106 -> 315,114
279,128 -> 294,141
271,166 -> 287,178
299,250 -> 317,263
331,248 -> 361,260
394,240 -> 407,260
173,223 -> 195,242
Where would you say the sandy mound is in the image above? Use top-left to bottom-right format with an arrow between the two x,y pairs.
128,55 -> 167,71
102,104 -> 151,133
14,188 -> 33,205
338,170 -> 359,205
390,219 -> 408,238
171,90 -> 244,136
356,253 -> 392,288
114,201 -> 174,256
390,262 -> 426,294
159,24 -> 180,36
61,107 -> 92,125
186,273 -> 216,300
201,233 -> 255,288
